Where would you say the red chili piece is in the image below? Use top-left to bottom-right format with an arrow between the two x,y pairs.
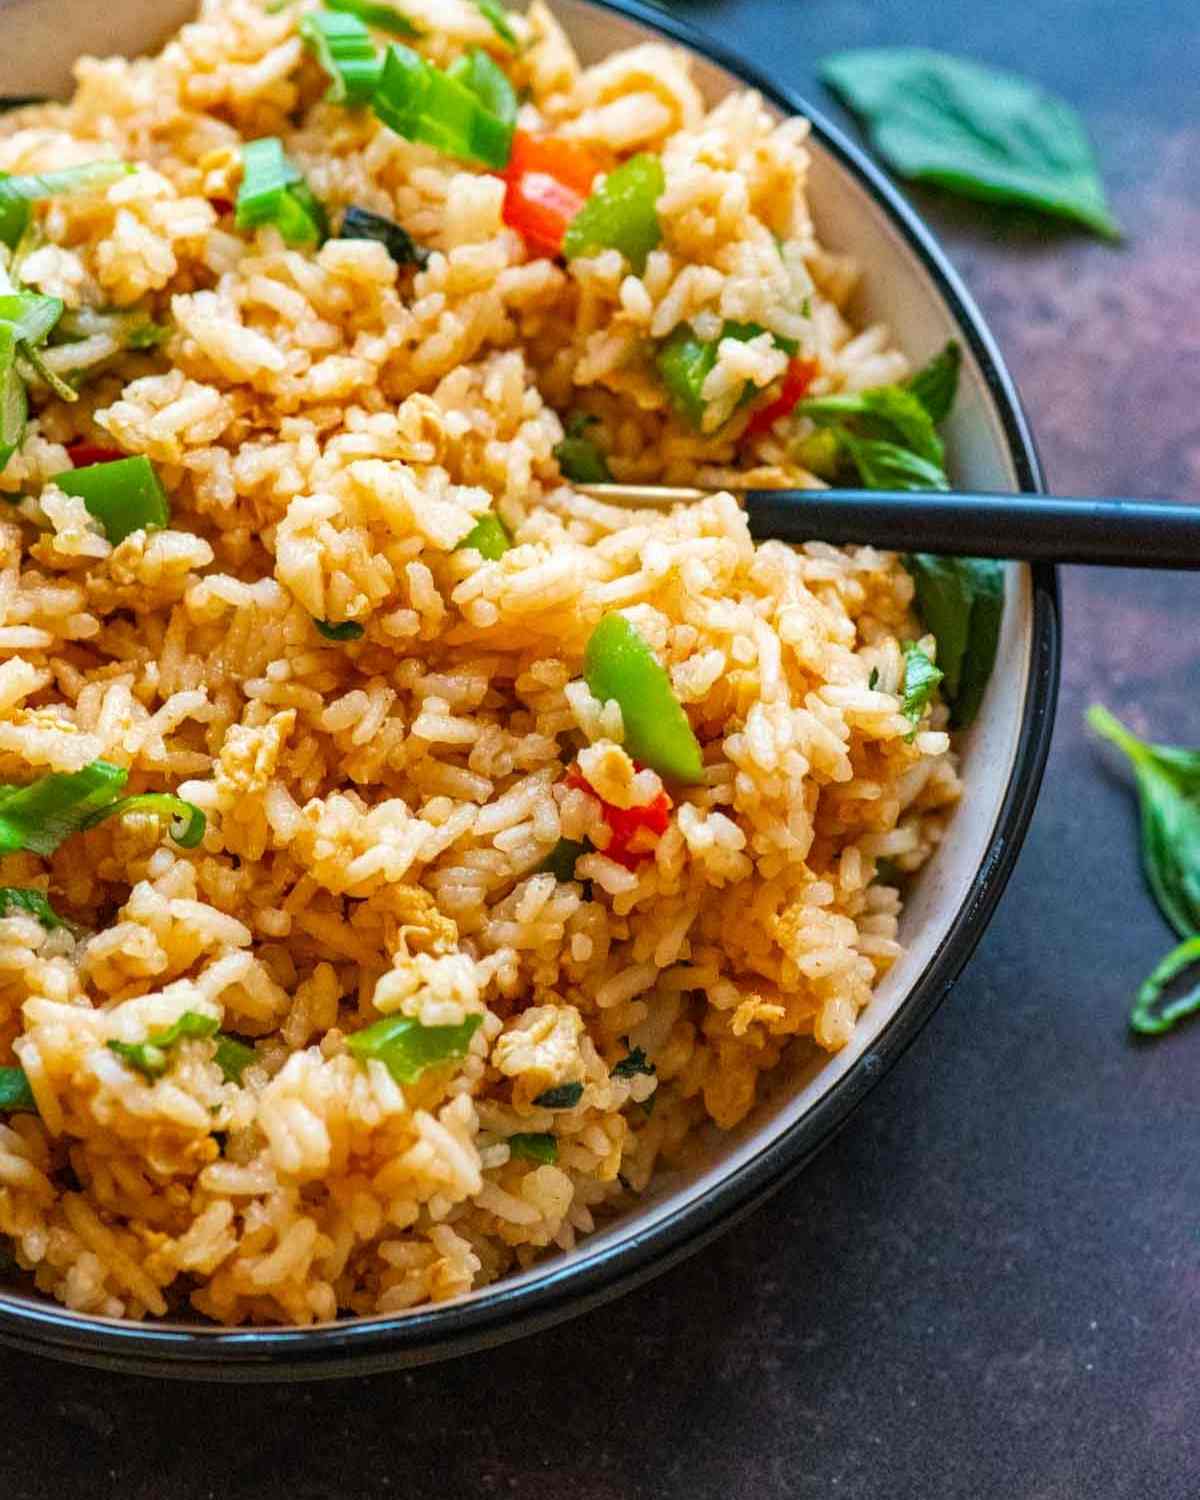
744,356 -> 819,438
208,197 -> 234,216
500,131 -> 602,258
567,767 -> 671,870
65,441 -> 124,468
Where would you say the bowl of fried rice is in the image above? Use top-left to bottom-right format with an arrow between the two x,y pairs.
0,0 -> 1058,1376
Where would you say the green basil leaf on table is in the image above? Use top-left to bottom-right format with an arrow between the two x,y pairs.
1087,707 -> 1200,942
1128,936 -> 1200,1037
820,47 -> 1120,240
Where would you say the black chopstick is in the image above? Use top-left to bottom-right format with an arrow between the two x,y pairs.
743,489 -> 1200,568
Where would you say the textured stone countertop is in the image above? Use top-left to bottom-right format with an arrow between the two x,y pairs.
7,2 -> 1200,1496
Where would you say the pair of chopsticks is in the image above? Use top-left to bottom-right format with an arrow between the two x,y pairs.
575,485 -> 1200,568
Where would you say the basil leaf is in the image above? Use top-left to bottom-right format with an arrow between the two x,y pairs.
532,1081 -> 583,1110
507,1132 -> 557,1164
821,48 -> 1120,241
314,617 -> 365,641
0,887 -> 65,929
906,340 -> 961,425
1129,936 -> 1200,1037
839,434 -> 949,492
107,1011 -> 220,1079
538,837 -> 588,882
900,642 -> 943,738
338,204 -> 429,268
611,1045 -> 655,1080
1088,707 -> 1200,941
903,555 -> 1004,728
0,1067 -> 36,1114
0,324 -> 27,471
346,1012 -> 482,1084
799,385 -> 942,466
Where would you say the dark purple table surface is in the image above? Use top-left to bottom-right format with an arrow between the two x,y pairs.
8,3 -> 1200,1496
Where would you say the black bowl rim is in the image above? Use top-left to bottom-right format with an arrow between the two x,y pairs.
0,0 -> 1060,1379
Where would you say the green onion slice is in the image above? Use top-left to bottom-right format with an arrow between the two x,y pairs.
299,9 -> 383,104
0,161 -> 132,249
446,48 -> 517,128
0,760 -> 128,856
346,1012 -> 483,1084
563,153 -> 664,274
82,792 -> 206,848
214,1035 -> 256,1083
53,454 -> 169,544
326,0 -> 421,37
472,0 -> 518,49
236,138 -> 325,246
373,43 -> 513,170
0,324 -> 27,472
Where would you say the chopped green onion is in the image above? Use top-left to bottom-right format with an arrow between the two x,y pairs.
236,138 -> 326,247
18,342 -> 77,403
455,511 -> 511,559
584,614 -> 704,784
373,43 -> 513,170
314,617 -> 365,641
538,837 -> 588,882
507,1132 -> 557,1164
82,792 -> 206,849
0,325 -> 27,471
532,1081 -> 583,1110
0,162 -> 132,249
53,454 -> 169,543
326,0 -> 421,38
473,0 -> 517,48
553,412 -> 611,483
0,1067 -> 36,1114
0,291 -> 63,347
446,48 -> 517,128
299,10 -> 383,105
0,760 -> 128,856
656,321 -> 797,431
337,204 -> 429,267
611,1045 -> 655,1080
54,306 -> 168,354
0,761 -> 203,856
214,1035 -> 257,1083
1130,935 -> 1200,1036
900,641 -> 944,739
107,1011 -> 219,1079
563,153 -> 664,273
346,1012 -> 483,1084
0,887 -> 66,929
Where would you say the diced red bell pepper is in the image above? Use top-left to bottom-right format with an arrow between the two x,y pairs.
744,356 -> 819,438
65,441 -> 125,468
567,767 -> 671,870
501,131 -> 602,257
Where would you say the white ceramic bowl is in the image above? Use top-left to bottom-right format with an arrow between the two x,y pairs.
0,0 -> 1059,1377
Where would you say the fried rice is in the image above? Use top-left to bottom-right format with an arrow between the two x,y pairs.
0,0 -> 962,1325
